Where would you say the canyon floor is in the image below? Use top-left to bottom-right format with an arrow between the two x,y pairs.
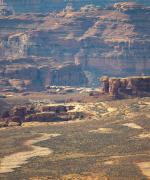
0,93 -> 150,180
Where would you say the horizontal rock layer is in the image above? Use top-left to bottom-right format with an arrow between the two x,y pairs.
101,76 -> 150,97
0,2 -> 150,89
0,59 -> 87,91
4,1 -> 150,13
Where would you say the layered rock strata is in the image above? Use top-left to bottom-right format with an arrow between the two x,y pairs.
0,2 -> 150,89
100,76 -> 150,97
0,104 -> 83,126
4,0 -> 150,13
0,60 -> 87,91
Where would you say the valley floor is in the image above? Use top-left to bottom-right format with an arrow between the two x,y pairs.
0,97 -> 150,179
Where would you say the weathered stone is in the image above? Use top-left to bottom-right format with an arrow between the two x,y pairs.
4,0 -> 150,14
109,78 -> 121,97
41,105 -> 68,113
0,103 -> 79,126
100,76 -> 109,93
25,112 -> 60,122
0,2 -> 150,87
100,76 -> 150,98
1,61 -> 87,91
4,106 -> 27,126
1,105 -> 41,125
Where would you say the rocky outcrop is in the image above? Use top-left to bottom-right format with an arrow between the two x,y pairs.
42,105 -> 68,113
0,104 -> 83,126
100,76 -> 150,97
100,76 -> 109,93
2,106 -> 27,126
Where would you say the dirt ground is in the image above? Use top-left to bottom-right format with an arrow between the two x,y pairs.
0,95 -> 150,180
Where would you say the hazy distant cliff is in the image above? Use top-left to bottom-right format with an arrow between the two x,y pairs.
4,0 -> 150,13
0,1 -> 150,90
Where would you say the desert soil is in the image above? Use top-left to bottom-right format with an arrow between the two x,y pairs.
0,97 -> 150,179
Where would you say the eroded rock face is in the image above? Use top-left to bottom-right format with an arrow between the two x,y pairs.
1,106 -> 27,126
109,78 -> 121,97
0,103 -> 82,126
4,1 -> 150,13
100,76 -> 109,93
0,2 -> 150,89
49,64 -> 88,86
100,76 -> 150,97
42,105 -> 68,113
0,1 -> 13,16
0,59 -> 87,91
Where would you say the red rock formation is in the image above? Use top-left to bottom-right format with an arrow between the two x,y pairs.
0,2 -> 150,88
100,76 -> 109,93
100,76 -> 150,97
0,59 -> 87,91
0,103 -> 79,125
109,78 -> 121,97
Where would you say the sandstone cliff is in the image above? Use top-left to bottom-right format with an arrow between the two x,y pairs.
0,2 -> 150,90
0,58 -> 87,91
4,0 -> 150,13
100,76 -> 150,97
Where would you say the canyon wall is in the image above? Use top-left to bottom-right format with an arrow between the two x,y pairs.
0,59 -> 87,91
0,2 -> 150,90
4,0 -> 150,13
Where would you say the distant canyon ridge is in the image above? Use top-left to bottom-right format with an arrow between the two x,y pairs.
4,0 -> 150,13
0,1 -> 150,91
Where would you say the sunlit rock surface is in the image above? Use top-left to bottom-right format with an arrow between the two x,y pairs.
0,1 -> 150,89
